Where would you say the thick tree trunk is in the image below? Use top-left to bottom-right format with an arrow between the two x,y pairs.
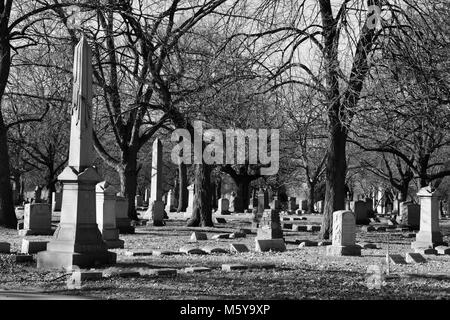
0,124 -> 16,228
320,124 -> 347,239
0,31 -> 16,228
12,172 -> 21,205
307,180 -> 316,214
187,163 -> 213,227
118,150 -> 139,220
233,178 -> 249,213
177,162 -> 188,212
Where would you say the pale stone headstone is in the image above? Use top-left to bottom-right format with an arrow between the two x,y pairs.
19,203 -> 53,236
144,188 -> 150,203
326,210 -> 361,256
399,202 -> 420,230
257,189 -> 265,213
37,37 -> 116,269
256,209 -> 283,240
33,186 -> 42,203
52,192 -> 62,212
270,196 -> 281,210
435,246 -> 450,255
144,138 -> 165,226
411,186 -> 444,250
216,198 -> 229,215
115,196 -> 135,234
315,200 -> 324,213
165,190 -> 176,213
96,181 -> 124,249
184,184 -> 194,219
229,192 -> 236,212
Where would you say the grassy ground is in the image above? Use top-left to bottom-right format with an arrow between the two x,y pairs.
0,212 -> 449,300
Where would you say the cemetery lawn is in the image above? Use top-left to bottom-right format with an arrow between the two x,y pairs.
0,213 -> 449,300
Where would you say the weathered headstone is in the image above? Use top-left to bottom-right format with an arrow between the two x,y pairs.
144,188 -> 150,204
184,184 -> 194,219
216,198 -> 230,215
37,37 -> 116,269
257,189 -> 265,214
52,192 -> 62,212
190,232 -> 207,241
256,209 -> 283,239
230,243 -> 249,253
270,196 -> 281,210
388,254 -> 407,265
96,181 -> 124,249
0,242 -> 11,253
354,200 -> 369,225
411,186 -> 444,250
301,200 -> 308,211
263,189 -> 270,209
435,246 -> 450,255
405,252 -> 426,264
19,203 -> 53,236
211,233 -> 230,240
135,195 -> 143,208
165,190 -> 177,213
399,202 -> 420,230
144,138 -> 165,226
287,197 -> 297,214
115,196 -> 135,234
326,210 -> 361,256
365,198 -> 374,217
21,239 -> 48,254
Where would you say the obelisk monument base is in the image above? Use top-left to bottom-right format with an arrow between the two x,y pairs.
37,167 -> 116,269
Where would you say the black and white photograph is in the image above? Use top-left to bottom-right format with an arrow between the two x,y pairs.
0,0 -> 448,308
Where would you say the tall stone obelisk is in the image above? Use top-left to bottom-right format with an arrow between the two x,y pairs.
144,138 -> 165,225
37,36 -> 116,269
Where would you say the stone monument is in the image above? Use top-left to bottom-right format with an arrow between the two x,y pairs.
326,210 -> 361,256
96,181 -> 124,249
37,37 -> 116,269
411,186 -> 444,251
144,138 -> 165,226
19,203 -> 53,236
184,184 -> 194,219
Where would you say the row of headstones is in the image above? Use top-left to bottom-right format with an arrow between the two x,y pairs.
18,181 -> 135,249
251,186 -> 447,256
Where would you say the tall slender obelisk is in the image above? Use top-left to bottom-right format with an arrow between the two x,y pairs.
37,36 -> 116,269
